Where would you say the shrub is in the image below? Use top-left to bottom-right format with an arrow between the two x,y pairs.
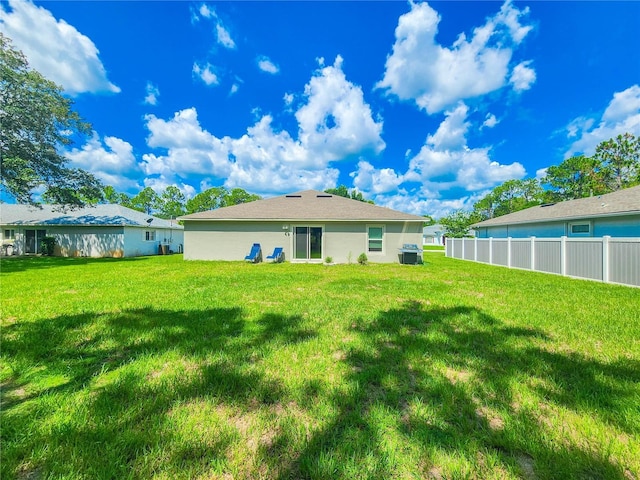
40,236 -> 56,256
357,253 -> 368,265
324,256 -> 333,264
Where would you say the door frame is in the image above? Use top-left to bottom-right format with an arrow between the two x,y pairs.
291,224 -> 324,262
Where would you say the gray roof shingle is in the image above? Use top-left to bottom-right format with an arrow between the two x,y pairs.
473,185 -> 640,227
0,204 -> 183,229
179,190 -> 424,222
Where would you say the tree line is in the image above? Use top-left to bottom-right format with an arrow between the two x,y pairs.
102,185 -> 261,219
439,133 -> 640,237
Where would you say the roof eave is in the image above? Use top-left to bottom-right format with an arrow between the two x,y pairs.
473,209 -> 640,228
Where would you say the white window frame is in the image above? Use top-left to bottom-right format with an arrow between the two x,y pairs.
4,229 -> 16,240
366,224 -> 385,255
568,221 -> 592,237
145,230 -> 156,241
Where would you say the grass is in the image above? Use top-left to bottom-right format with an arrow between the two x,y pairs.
1,254 -> 639,479
423,245 -> 445,251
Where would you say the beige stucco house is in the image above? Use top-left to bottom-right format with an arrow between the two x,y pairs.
178,190 -> 424,263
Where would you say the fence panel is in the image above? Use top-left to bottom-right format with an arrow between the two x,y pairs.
609,240 -> 640,286
535,240 -> 562,274
492,240 -> 509,266
477,240 -> 491,263
566,240 -> 603,281
511,240 -> 532,270
445,236 -> 639,288
463,238 -> 475,260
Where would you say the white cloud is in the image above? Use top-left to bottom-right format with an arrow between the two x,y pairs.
482,113 -> 499,129
295,56 -> 385,162
144,82 -> 160,106
138,58 -> 385,196
193,62 -> 219,86
350,160 -> 404,195
192,3 -> 235,49
510,60 -> 536,92
216,22 -> 235,49
143,177 -> 196,200
565,84 -> 640,157
0,0 -> 119,95
142,108 -> 231,178
66,133 -> 139,190
349,102 -> 526,217
377,0 -> 533,114
257,56 -> 279,74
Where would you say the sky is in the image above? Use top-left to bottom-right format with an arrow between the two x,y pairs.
1,0 -> 639,217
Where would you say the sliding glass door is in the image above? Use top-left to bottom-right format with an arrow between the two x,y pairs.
294,226 -> 323,260
25,229 -> 47,254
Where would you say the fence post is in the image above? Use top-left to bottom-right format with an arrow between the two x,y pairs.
531,236 -> 536,271
474,237 -> 478,261
602,236 -> 610,283
507,237 -> 512,268
560,236 -> 567,277
461,237 -> 465,260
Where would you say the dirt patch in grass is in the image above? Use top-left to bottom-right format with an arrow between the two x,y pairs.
443,367 -> 472,385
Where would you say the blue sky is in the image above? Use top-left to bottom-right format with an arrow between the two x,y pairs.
1,0 -> 639,217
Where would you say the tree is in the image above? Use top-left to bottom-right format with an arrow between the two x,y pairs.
225,188 -> 261,206
130,187 -> 159,215
542,155 -> 606,201
594,133 -> 640,191
185,187 -> 228,214
102,185 -> 132,207
324,185 -> 374,203
0,33 -> 102,207
474,179 -> 544,220
439,210 -> 480,238
156,185 -> 186,219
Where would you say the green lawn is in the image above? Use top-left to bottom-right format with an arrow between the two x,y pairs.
1,254 -> 639,479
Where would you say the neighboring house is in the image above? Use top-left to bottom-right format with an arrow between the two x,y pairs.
473,185 -> 640,238
0,204 -> 184,257
178,189 -> 424,263
423,224 -> 445,245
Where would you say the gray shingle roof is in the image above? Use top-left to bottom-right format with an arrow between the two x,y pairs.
0,204 -> 183,229
179,190 -> 424,222
473,185 -> 640,227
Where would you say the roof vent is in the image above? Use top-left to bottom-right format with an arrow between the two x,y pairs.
316,194 -> 332,198
285,195 -> 302,198
540,203 -> 556,207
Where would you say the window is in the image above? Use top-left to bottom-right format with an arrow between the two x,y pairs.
367,226 -> 384,253
569,222 -> 591,236
4,229 -> 15,240
145,230 -> 156,241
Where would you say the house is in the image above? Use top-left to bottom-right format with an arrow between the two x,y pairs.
423,224 -> 445,245
473,185 -> 640,239
0,204 -> 184,257
178,189 -> 424,263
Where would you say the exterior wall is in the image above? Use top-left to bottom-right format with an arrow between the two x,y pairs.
593,215 -> 640,237
183,220 -> 423,263
0,224 -> 184,258
51,226 -> 125,257
476,214 -> 640,239
123,227 -> 184,257
1,225 -> 125,257
184,221 -> 288,261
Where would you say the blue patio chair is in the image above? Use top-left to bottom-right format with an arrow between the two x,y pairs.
244,243 -> 262,263
266,247 -> 284,263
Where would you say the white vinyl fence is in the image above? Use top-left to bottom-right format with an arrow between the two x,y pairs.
446,236 -> 640,287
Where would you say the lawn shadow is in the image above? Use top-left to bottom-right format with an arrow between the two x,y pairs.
1,306 -> 317,479
278,301 -> 639,479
